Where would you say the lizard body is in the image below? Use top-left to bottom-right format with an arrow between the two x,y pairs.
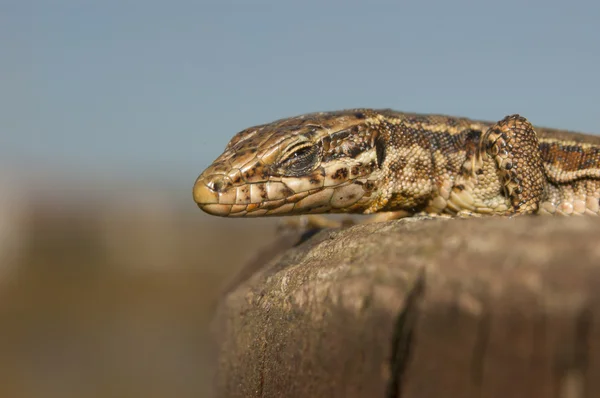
193,109 -> 600,219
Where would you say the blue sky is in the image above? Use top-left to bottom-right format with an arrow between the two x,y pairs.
3,0 -> 600,187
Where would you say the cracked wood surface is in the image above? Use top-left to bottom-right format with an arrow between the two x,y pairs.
211,216 -> 600,398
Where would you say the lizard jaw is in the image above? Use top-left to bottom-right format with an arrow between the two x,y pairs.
194,172 -> 377,217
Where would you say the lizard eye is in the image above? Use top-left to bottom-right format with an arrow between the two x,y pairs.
278,144 -> 319,176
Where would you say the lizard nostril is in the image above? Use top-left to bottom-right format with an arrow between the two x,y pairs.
206,175 -> 231,193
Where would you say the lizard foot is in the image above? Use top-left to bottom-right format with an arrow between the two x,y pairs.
455,210 -> 483,218
482,115 -> 545,214
362,210 -> 412,223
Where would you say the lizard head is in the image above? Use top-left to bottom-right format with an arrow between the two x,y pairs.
193,109 -> 385,217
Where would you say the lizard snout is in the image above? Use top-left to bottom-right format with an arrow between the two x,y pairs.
193,173 -> 233,206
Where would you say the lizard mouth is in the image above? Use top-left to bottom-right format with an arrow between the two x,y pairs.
194,175 -> 373,217
194,181 -> 335,217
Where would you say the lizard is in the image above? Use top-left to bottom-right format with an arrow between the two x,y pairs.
193,109 -> 600,223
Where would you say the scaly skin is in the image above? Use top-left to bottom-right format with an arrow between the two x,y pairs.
193,109 -> 600,218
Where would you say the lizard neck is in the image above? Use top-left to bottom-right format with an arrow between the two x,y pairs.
365,121 -> 478,214
425,129 -> 482,214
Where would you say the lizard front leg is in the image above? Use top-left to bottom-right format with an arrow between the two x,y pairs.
481,114 -> 547,214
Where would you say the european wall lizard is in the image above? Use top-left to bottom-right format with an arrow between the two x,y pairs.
193,109 -> 600,221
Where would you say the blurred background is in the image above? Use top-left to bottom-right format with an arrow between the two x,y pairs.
1,0 -> 599,397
